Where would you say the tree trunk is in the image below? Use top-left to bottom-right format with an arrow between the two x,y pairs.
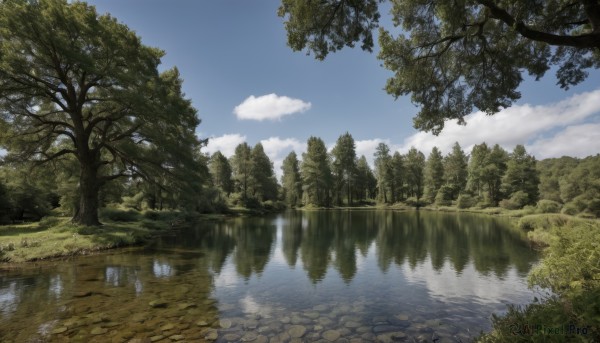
72,163 -> 101,226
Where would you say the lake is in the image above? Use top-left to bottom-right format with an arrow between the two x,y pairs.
0,210 -> 540,342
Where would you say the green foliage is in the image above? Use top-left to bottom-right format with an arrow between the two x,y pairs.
354,155 -> 376,202
500,190 -> 530,210
529,222 -> 600,294
0,0 -> 205,225
457,194 -> 475,209
443,143 -> 468,200
280,1 -> 600,133
502,145 -> 540,206
424,147 -> 445,202
536,200 -> 562,214
434,185 -> 454,207
482,219 -> 600,342
99,208 -> 141,222
374,143 -> 393,203
405,147 -> 426,203
561,202 -> 580,216
231,143 -> 253,200
301,137 -> 332,207
281,151 -> 302,207
209,151 -> 234,196
331,132 -> 358,206
250,143 -> 278,202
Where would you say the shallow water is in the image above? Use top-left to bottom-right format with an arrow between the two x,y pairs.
0,210 -> 539,342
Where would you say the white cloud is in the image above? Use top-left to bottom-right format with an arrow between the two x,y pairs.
528,123 -> 600,159
234,93 -> 311,121
204,133 -> 246,157
260,137 -> 306,180
398,90 -> 600,156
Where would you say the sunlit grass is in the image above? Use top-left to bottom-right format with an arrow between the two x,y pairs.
0,215 -> 164,263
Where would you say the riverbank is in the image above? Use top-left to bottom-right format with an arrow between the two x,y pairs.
2,205 -> 596,264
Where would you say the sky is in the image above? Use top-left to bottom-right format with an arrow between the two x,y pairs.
86,0 -> 600,177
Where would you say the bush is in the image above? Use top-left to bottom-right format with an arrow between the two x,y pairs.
99,207 -> 140,222
434,185 -> 453,206
561,202 -> 580,215
500,191 -> 530,210
405,197 -> 426,207
140,219 -> 167,231
38,216 -> 62,229
142,210 -> 180,222
536,199 -> 561,213
586,198 -> 600,217
456,194 -> 475,209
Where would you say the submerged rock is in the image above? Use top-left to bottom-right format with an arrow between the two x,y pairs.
219,318 -> 232,329
288,325 -> 307,338
148,300 -> 168,308
90,327 -> 107,335
322,330 -> 341,341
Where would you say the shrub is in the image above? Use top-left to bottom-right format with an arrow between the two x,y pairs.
561,202 -> 579,215
38,216 -> 62,229
99,207 -> 140,222
536,199 -> 561,213
456,194 -> 475,209
500,191 -> 530,210
586,198 -> 600,217
434,185 -> 453,206
140,219 -> 167,231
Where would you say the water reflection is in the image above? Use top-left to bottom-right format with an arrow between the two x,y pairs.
187,210 -> 536,285
0,210 -> 539,342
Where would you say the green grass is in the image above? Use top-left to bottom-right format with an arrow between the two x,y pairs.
0,211 -> 185,263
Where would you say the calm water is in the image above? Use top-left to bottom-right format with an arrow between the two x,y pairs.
0,210 -> 539,342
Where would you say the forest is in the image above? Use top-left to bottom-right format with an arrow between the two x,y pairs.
2,130 -> 599,223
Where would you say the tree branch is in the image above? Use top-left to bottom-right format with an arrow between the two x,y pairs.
478,0 -> 600,48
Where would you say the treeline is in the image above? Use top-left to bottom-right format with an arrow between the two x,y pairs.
1,131 -> 599,224
207,132 -> 599,217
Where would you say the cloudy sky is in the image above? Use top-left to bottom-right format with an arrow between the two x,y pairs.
87,0 -> 600,177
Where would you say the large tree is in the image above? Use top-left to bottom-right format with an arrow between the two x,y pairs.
331,132 -> 358,206
374,142 -> 393,203
301,136 -> 332,207
405,147 -> 426,204
444,142 -> 469,200
209,151 -> 234,197
279,0 -> 600,133
281,151 -> 302,207
0,0 -> 203,225
250,143 -> 278,202
231,143 -> 253,200
502,144 -> 540,206
424,147 -> 445,202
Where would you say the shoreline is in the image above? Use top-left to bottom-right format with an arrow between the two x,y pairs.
1,206 -> 594,265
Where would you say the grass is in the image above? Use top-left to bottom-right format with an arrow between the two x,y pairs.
0,211 -> 183,263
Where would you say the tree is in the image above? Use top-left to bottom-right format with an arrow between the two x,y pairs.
331,132 -> 358,206
444,143 -> 469,200
281,151 -> 302,207
231,143 -> 252,200
390,152 -> 406,202
424,147 -> 445,202
0,0 -> 203,225
279,1 -> 600,133
209,151 -> 234,197
250,143 -> 278,202
484,144 -> 509,205
354,155 -> 377,202
405,147 -> 426,205
374,143 -> 393,203
502,145 -> 540,206
301,137 -> 332,207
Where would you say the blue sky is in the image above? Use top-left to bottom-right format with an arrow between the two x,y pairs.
87,0 -> 600,175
